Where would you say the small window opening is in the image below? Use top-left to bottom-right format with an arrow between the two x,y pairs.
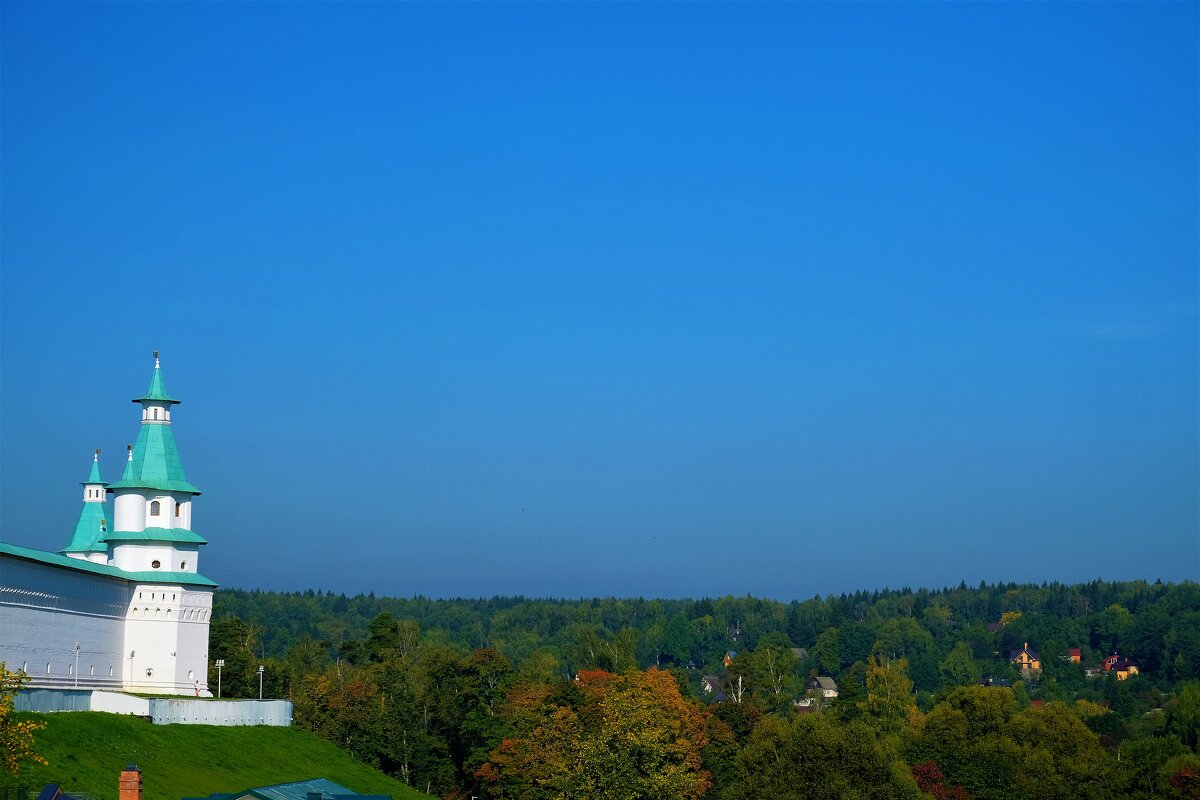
176,502 -> 182,518
180,561 -> 188,571
153,408 -> 159,420
151,560 -> 161,569
150,500 -> 161,516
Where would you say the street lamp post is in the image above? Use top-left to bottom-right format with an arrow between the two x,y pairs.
257,665 -> 265,700
215,659 -> 225,699
73,642 -> 80,688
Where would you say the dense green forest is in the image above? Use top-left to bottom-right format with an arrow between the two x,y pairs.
209,580 -> 1200,800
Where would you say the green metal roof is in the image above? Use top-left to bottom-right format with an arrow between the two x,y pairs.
101,527 -> 207,545
62,500 -> 110,553
120,568 -> 217,586
182,778 -> 388,800
132,364 -> 181,405
82,456 -> 107,486
106,422 -> 201,494
0,541 -> 217,587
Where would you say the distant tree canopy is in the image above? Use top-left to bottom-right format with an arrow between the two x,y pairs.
209,580 -> 1200,799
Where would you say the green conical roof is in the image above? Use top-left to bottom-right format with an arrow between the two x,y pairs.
132,362 -> 180,405
63,498 -> 110,554
118,448 -> 136,482
82,453 -> 107,486
107,423 -> 201,494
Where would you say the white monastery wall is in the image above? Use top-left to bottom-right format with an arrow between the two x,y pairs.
174,588 -> 212,693
0,559 -> 129,690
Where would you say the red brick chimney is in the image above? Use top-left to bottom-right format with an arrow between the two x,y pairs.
119,764 -> 142,800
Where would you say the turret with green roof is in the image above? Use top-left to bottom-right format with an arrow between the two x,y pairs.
62,450 -> 111,557
106,354 -> 200,495
107,354 -> 209,567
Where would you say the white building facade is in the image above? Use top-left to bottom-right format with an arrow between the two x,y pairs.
0,357 -> 216,696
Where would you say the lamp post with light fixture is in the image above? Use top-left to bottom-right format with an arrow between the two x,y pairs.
258,665 -> 265,700
73,642 -> 80,688
215,659 -> 224,698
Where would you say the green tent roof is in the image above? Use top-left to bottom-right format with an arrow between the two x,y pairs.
82,456 -> 107,486
101,527 -> 207,545
132,364 -> 181,405
62,500 -> 110,554
0,541 -> 217,588
106,422 -> 201,494
182,778 -> 389,800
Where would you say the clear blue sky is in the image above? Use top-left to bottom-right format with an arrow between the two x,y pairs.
2,2 -> 1196,599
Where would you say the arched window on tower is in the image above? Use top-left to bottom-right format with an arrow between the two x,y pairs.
176,502 -> 182,518
153,408 -> 159,420
150,501 -> 161,516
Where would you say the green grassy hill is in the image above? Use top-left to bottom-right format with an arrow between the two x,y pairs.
12,713 -> 434,800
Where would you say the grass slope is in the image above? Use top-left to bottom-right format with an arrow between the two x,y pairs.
13,713 -> 433,800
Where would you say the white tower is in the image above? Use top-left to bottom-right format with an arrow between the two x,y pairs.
106,352 -> 204,574
103,354 -> 214,695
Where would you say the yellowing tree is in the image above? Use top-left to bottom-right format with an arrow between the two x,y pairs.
1,663 -> 46,776
859,654 -> 916,734
478,668 -> 710,800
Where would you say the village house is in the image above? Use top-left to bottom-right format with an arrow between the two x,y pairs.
1009,643 -> 1041,677
1112,659 -> 1140,681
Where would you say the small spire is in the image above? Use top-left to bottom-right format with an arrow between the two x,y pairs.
133,354 -> 180,405
84,449 -> 107,486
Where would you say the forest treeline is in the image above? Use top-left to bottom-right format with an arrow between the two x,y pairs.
210,580 -> 1200,799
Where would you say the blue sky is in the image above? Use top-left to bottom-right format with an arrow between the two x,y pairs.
2,2 -> 1196,599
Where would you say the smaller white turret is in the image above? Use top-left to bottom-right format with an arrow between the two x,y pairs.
63,449 -> 111,564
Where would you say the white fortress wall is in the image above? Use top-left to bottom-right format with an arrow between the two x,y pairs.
0,557 -> 129,690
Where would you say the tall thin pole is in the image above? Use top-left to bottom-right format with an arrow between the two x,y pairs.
258,665 -> 264,700
74,643 -> 80,688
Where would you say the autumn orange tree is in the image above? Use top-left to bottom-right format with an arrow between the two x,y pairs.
477,668 -> 711,800
1,663 -> 46,776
